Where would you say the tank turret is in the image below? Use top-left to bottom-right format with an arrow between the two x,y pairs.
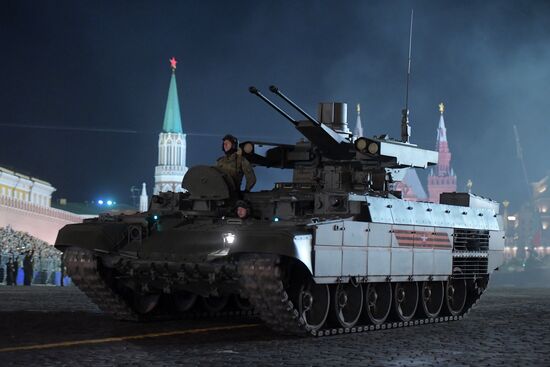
246,85 -> 438,195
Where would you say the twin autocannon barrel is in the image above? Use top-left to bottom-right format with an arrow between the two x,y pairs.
248,86 -> 298,127
249,85 -> 351,160
249,85 -> 323,127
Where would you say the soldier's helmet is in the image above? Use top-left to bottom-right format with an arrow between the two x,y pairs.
222,134 -> 238,154
234,199 -> 250,210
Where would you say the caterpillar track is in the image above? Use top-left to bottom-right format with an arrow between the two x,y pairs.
64,247 -> 485,336
238,254 -> 485,337
65,248 -> 485,337
63,247 -> 255,321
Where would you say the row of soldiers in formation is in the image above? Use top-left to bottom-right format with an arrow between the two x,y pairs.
1,252 -> 67,286
1,251 -> 35,286
0,226 -> 65,286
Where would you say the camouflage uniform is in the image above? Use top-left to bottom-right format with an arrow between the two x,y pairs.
217,150 -> 256,191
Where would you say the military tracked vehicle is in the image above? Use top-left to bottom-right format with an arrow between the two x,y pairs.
55,85 -> 504,336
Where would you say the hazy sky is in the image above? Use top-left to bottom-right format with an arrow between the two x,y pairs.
1,0 -> 549,211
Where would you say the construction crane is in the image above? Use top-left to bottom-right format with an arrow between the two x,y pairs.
513,124 -> 531,197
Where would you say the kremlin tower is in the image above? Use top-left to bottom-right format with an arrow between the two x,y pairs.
427,102 -> 457,203
354,103 -> 364,138
139,183 -> 148,212
154,57 -> 188,195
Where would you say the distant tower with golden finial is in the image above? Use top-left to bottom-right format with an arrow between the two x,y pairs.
427,102 -> 457,203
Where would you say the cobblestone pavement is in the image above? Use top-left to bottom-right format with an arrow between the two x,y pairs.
0,285 -> 549,367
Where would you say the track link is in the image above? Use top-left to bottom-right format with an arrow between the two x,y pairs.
64,247 -> 138,320
239,254 -> 306,335
238,254 -> 484,337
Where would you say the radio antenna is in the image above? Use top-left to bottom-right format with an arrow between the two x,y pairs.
401,9 -> 414,143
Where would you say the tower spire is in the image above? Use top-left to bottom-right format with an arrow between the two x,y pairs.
162,58 -> 183,133
139,182 -> 148,212
436,101 -> 447,144
354,103 -> 364,138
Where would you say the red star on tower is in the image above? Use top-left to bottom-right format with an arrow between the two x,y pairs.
169,57 -> 177,71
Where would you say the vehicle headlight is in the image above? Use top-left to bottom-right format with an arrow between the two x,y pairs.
367,142 -> 379,154
355,137 -> 379,155
354,137 -> 368,152
223,232 -> 236,245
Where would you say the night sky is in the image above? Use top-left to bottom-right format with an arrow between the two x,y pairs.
1,0 -> 549,212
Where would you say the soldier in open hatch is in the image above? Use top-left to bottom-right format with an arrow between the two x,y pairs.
234,200 -> 251,220
216,134 -> 256,192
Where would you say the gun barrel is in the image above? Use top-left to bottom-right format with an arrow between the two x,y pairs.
269,85 -> 321,126
249,86 -> 297,126
251,84 -> 353,160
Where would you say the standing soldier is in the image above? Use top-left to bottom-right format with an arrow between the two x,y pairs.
216,134 -> 256,192
13,256 -> 19,286
23,250 -> 34,286
0,254 -> 4,284
6,258 -> 13,285
61,263 -> 66,287
7,257 -> 16,286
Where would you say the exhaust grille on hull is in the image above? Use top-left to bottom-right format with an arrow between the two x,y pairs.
452,229 -> 489,278
453,229 -> 489,251
452,257 -> 489,279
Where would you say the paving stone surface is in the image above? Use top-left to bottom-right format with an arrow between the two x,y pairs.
0,285 -> 549,366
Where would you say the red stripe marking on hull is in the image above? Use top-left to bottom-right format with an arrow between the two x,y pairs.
393,230 -> 452,249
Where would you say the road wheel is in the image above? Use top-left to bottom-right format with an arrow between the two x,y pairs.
133,293 -> 160,314
202,295 -> 229,313
392,282 -> 418,322
173,291 -> 197,312
418,281 -> 444,318
364,282 -> 392,325
233,294 -> 253,312
297,278 -> 330,331
329,282 -> 363,328
444,276 -> 467,316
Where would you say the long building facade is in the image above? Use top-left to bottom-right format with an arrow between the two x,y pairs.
533,175 -> 550,246
0,166 -> 81,244
0,166 -> 56,207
